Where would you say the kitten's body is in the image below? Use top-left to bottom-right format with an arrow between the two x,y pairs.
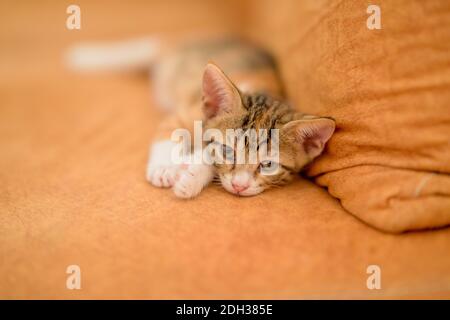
68,36 -> 335,198
151,38 -> 284,137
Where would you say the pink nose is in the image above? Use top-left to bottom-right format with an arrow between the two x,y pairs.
232,183 -> 249,193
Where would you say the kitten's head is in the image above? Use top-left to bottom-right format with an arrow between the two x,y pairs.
202,63 -> 335,196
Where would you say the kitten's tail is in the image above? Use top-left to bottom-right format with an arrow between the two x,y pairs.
65,37 -> 160,72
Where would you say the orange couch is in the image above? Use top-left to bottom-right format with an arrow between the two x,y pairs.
246,0 -> 450,233
1,0 -> 449,299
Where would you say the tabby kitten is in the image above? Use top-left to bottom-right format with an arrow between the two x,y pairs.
67,37 -> 335,198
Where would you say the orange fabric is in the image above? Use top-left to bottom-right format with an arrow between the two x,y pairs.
1,0 -> 449,299
247,0 -> 450,232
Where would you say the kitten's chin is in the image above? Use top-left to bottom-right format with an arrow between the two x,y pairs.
234,189 -> 263,197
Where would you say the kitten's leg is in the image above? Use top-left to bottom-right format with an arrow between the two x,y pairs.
146,114 -> 187,188
173,149 -> 215,199
146,140 -> 180,188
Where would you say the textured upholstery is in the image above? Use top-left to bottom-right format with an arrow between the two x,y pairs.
1,0 -> 449,299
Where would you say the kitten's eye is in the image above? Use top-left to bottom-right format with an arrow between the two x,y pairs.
222,145 -> 234,161
259,160 -> 275,169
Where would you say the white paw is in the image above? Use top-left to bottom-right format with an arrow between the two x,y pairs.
146,164 -> 179,188
146,140 -> 179,188
173,164 -> 214,199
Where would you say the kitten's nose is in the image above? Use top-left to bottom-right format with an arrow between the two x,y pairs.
231,171 -> 251,193
232,182 -> 249,193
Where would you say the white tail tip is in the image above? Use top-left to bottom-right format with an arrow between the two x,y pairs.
65,37 -> 159,72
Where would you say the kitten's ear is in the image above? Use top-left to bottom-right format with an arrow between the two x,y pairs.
283,118 -> 335,160
202,63 -> 242,119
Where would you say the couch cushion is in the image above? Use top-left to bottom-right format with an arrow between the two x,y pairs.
247,0 -> 450,232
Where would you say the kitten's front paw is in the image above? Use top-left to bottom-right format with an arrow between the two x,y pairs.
173,164 -> 213,199
146,164 -> 179,188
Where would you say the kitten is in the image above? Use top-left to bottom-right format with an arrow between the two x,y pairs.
67,37 -> 335,198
